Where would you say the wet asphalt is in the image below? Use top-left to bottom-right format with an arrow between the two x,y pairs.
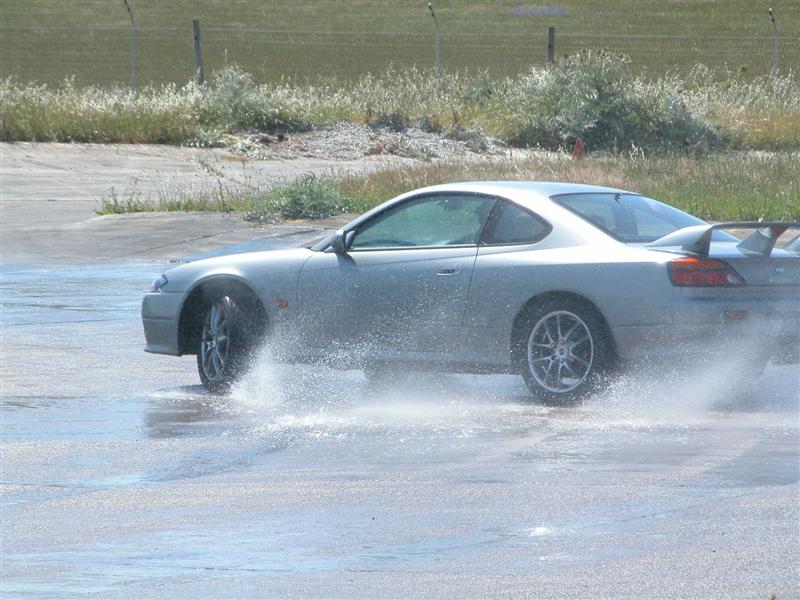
2,256 -> 799,599
2,142 -> 799,598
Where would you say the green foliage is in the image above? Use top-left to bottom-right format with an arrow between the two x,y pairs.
200,66 -> 308,133
487,51 -> 721,152
245,173 -> 355,221
461,76 -> 498,106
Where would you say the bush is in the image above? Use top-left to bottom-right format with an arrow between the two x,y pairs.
487,51 -> 721,152
245,173 -> 354,222
367,110 -> 409,132
461,75 -> 498,106
200,66 -> 308,133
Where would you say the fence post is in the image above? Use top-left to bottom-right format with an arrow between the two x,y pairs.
428,3 -> 441,79
193,18 -> 204,86
547,26 -> 555,63
769,8 -> 779,79
123,0 -> 137,91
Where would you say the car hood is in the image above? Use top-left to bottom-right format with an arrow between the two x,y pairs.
160,247 -> 315,293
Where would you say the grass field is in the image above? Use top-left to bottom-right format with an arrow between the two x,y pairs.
1,0 -> 799,86
98,152 -> 800,223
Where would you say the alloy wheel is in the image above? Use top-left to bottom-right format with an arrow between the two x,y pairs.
527,310 -> 594,393
200,302 -> 229,382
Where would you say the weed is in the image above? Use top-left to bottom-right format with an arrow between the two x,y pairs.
245,173 -> 355,222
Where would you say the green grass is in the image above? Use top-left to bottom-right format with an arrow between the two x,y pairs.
1,0 -> 798,86
97,152 -> 800,223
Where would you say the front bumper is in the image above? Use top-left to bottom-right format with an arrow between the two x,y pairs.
141,291 -> 184,355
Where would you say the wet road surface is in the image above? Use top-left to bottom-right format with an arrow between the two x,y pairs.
1,260 -> 799,598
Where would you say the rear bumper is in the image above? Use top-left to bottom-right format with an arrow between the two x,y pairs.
141,291 -> 184,355
613,294 -> 799,364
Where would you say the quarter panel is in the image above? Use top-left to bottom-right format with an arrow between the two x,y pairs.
463,245 -> 675,366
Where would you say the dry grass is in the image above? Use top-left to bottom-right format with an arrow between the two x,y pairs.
339,152 -> 800,221
98,151 -> 800,222
4,63 -> 799,152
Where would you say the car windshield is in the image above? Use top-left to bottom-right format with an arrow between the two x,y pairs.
551,192 -> 707,243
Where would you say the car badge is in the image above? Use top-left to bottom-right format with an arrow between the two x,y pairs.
775,267 -> 785,274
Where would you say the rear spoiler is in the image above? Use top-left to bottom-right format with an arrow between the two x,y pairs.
646,222 -> 800,258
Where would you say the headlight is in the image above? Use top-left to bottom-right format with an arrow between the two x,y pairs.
149,274 -> 168,292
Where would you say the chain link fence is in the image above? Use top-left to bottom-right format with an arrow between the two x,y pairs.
1,1 -> 797,86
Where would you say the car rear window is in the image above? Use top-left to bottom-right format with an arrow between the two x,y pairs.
551,192 -> 706,243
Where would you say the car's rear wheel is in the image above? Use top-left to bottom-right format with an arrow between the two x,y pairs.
197,295 -> 251,393
518,299 -> 612,404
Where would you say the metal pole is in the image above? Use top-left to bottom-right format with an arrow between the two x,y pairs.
768,8 -> 779,79
123,0 -> 136,91
193,18 -> 204,86
547,26 -> 555,63
428,3 -> 440,79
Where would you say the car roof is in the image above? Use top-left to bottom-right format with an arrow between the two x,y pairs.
315,181 -> 644,252
413,181 -> 634,198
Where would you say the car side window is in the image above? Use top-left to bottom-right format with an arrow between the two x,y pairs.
483,201 -> 549,245
349,194 -> 496,249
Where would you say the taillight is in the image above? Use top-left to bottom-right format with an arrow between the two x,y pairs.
668,257 -> 746,287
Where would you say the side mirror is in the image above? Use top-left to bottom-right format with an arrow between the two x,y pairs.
330,230 -> 349,254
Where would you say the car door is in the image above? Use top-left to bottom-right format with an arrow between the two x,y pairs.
461,199 -> 554,365
296,193 -> 496,355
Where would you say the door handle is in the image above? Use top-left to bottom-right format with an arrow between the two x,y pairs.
436,263 -> 463,276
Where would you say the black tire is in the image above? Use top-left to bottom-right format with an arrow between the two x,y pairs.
516,298 -> 613,405
196,295 -> 254,393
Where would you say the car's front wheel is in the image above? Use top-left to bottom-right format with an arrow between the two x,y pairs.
197,295 -> 251,392
518,299 -> 612,404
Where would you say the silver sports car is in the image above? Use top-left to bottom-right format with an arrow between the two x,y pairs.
142,182 -> 799,402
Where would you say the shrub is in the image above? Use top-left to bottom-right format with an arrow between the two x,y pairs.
461,76 -> 498,106
486,51 -> 721,152
200,66 -> 308,133
367,110 -> 409,132
245,173 -> 354,222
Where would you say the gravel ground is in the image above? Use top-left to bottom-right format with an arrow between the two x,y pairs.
231,123 -> 506,161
